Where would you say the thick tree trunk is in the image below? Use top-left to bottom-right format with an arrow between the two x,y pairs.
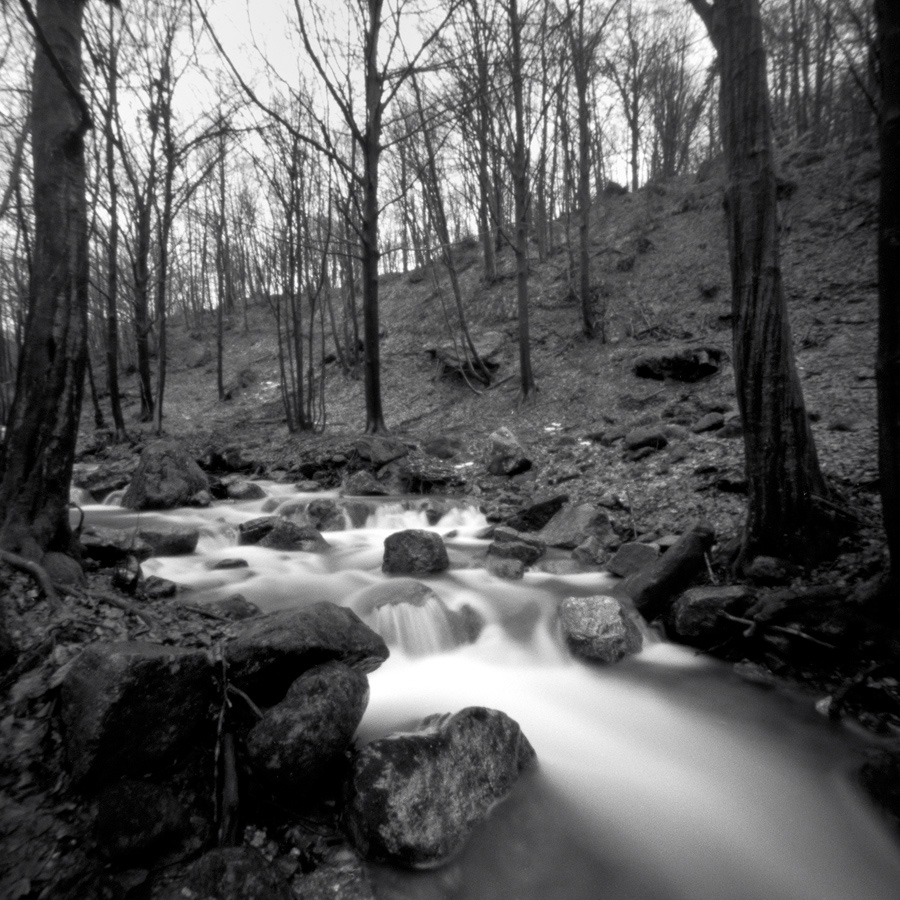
689,0 -> 829,564
877,0 -> 900,583
0,0 -> 89,561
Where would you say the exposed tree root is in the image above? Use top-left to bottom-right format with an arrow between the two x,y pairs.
0,549 -> 60,609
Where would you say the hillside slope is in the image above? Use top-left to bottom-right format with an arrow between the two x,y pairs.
100,140 -> 882,560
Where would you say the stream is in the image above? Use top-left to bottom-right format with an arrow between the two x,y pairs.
84,484 -> 900,900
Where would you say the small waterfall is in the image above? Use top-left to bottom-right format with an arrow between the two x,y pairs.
368,594 -> 461,656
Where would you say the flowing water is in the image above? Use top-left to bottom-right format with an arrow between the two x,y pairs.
84,485 -> 900,900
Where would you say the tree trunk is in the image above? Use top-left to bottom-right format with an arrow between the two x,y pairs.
877,0 -> 900,584
361,0 -> 387,433
689,0 -> 830,565
103,10 -> 126,442
508,0 -> 536,401
0,0 -> 89,561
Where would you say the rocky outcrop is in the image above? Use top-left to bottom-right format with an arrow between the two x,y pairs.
225,602 -> 389,705
558,595 -> 643,663
121,441 -> 210,510
344,707 -> 536,868
60,642 -> 214,786
632,345 -> 724,382
247,661 -> 369,797
425,330 -> 504,381
382,529 -> 449,575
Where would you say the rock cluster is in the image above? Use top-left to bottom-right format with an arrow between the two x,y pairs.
58,599 -> 533,896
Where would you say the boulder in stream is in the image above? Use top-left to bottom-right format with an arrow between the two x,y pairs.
225,601 -> 389,705
344,706 -> 536,868
60,642 -> 214,786
237,516 -> 330,552
246,661 -> 369,797
137,526 -> 200,556
558,595 -> 643,663
121,440 -> 210,510
382,529 -> 449,575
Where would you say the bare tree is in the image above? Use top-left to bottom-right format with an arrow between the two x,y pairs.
688,0 -> 832,566
566,0 -> 620,340
293,0 -> 461,432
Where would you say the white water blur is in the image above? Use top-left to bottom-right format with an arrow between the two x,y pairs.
81,485 -> 900,900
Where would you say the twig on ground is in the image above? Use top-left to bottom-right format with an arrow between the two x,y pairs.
719,611 -> 836,650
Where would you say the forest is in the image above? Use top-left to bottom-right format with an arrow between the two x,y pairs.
1,0 -> 900,898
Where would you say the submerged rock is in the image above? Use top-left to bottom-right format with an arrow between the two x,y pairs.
352,579 -> 479,654
247,661 -> 369,798
60,642 -> 214,786
225,601 -> 388,705
345,706 -> 536,868
558,595 -> 643,663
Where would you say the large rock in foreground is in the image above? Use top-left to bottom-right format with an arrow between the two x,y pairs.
382,529 -> 449,575
60,642 -> 214,786
122,441 -> 209,510
246,661 -> 369,797
345,707 -> 536,868
225,602 -> 388,705
558,595 -> 643,663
